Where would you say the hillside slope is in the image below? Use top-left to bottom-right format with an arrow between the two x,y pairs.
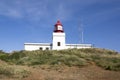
0,48 -> 120,80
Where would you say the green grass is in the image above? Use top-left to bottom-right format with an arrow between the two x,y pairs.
0,48 -> 120,71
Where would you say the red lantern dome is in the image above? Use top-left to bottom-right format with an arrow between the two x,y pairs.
54,20 -> 64,33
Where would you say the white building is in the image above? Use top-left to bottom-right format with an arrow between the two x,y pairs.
24,20 -> 92,51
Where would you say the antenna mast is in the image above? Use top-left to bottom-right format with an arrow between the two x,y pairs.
79,22 -> 84,44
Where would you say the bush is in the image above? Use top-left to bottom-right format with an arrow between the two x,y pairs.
0,53 -> 9,61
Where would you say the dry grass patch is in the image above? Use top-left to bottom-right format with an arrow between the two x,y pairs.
0,60 -> 30,79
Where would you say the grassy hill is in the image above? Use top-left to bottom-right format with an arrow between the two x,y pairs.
0,48 -> 120,80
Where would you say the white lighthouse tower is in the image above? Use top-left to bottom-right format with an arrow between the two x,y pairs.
52,20 -> 66,50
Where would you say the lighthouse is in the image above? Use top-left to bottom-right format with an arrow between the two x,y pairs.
52,20 -> 66,50
24,20 -> 92,51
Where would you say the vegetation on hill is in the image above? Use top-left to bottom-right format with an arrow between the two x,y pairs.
0,48 -> 120,80
0,50 -> 30,79
0,48 -> 120,71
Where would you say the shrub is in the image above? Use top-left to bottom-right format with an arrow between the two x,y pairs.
0,53 -> 9,61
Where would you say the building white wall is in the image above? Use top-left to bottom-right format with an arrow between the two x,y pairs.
24,43 -> 92,51
24,43 -> 51,51
52,33 -> 66,50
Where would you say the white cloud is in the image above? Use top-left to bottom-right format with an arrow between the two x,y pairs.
0,0 -> 46,19
0,0 -> 77,21
0,0 -> 118,22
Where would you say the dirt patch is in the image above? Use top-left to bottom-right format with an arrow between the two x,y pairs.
23,65 -> 120,80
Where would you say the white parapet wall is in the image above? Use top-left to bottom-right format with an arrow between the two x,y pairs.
66,44 -> 93,49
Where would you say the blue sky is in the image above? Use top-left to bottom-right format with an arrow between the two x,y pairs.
0,0 -> 120,52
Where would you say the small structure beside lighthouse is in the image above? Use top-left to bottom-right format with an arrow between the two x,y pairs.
24,20 -> 92,51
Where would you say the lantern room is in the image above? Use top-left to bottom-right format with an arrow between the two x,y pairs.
54,20 -> 64,33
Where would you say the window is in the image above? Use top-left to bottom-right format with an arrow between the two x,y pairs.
46,47 -> 49,50
39,47 -> 43,50
57,42 -> 61,46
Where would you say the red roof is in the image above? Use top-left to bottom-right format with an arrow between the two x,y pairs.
55,20 -> 62,26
